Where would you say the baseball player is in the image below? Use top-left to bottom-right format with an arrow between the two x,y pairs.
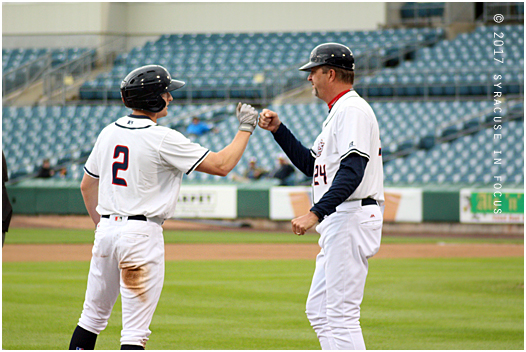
69,65 -> 258,350
259,43 -> 384,350
3,150 -> 13,247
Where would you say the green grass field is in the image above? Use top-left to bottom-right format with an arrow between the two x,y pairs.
5,227 -> 524,245
2,228 -> 524,350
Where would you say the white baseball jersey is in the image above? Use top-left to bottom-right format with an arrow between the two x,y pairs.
84,115 -> 209,220
309,90 -> 384,204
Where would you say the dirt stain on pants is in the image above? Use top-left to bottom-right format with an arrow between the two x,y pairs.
119,262 -> 149,302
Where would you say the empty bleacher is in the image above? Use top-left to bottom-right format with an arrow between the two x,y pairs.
2,47 -> 92,72
355,24 -> 524,97
384,119 -> 524,186
79,28 -> 444,102
2,47 -> 95,96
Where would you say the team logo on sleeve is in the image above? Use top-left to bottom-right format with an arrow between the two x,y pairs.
316,139 -> 325,157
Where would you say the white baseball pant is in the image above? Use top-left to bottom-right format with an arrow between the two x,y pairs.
306,200 -> 383,350
77,216 -> 165,348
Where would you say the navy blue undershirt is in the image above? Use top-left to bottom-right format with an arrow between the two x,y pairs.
272,122 -> 368,221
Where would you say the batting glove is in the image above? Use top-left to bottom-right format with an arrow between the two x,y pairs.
236,102 -> 258,134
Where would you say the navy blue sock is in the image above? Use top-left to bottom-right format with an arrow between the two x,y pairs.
69,325 -> 97,350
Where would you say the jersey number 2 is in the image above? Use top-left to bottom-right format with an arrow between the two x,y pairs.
112,145 -> 129,186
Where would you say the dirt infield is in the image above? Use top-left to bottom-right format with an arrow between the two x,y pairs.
4,215 -> 524,262
9,215 -> 226,231
3,243 -> 524,262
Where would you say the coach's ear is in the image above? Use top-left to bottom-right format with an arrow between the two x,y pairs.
327,68 -> 337,82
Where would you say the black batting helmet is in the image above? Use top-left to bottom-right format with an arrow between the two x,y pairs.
120,65 -> 185,113
299,43 -> 354,72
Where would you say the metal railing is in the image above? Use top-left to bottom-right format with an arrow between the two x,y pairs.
42,50 -> 96,103
2,54 -> 52,98
480,2 -> 524,23
41,37 -> 126,105
387,2 -> 447,27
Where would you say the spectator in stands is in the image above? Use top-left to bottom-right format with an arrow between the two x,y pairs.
231,157 -> 268,182
267,154 -> 295,185
57,167 -> 68,179
36,159 -> 54,178
186,117 -> 216,137
244,157 -> 268,180
3,151 -> 12,247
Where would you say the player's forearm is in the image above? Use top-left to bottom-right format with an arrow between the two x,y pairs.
80,175 -> 100,226
212,130 -> 251,176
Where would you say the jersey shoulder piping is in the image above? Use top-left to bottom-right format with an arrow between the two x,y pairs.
84,166 -> 99,178
186,150 -> 210,175
341,148 -> 370,160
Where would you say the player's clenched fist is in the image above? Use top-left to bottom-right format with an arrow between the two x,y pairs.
259,109 -> 281,133
236,102 -> 259,133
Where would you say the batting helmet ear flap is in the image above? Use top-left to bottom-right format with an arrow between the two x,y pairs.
145,95 -> 167,113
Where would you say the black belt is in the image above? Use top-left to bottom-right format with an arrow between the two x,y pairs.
102,214 -> 147,221
361,198 -> 378,206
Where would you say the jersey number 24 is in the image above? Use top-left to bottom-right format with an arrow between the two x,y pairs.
314,164 -> 327,185
112,145 -> 129,186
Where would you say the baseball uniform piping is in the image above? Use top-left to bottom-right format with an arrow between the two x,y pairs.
341,148 -> 370,160
186,150 -> 210,175
115,123 -> 153,130
84,166 -> 99,179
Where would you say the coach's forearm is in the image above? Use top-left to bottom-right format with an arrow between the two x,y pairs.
273,123 -> 315,177
81,175 -> 100,226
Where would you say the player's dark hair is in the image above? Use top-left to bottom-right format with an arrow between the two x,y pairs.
321,66 -> 354,85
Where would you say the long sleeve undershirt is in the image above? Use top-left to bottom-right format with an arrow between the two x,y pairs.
272,123 -> 368,221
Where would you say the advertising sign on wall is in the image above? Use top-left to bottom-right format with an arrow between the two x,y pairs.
174,185 -> 237,219
270,186 -> 312,220
460,189 -> 524,223
270,186 -> 423,222
383,187 -> 423,222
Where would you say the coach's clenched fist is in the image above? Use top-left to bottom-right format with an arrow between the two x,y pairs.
258,109 -> 281,133
291,211 -> 319,236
